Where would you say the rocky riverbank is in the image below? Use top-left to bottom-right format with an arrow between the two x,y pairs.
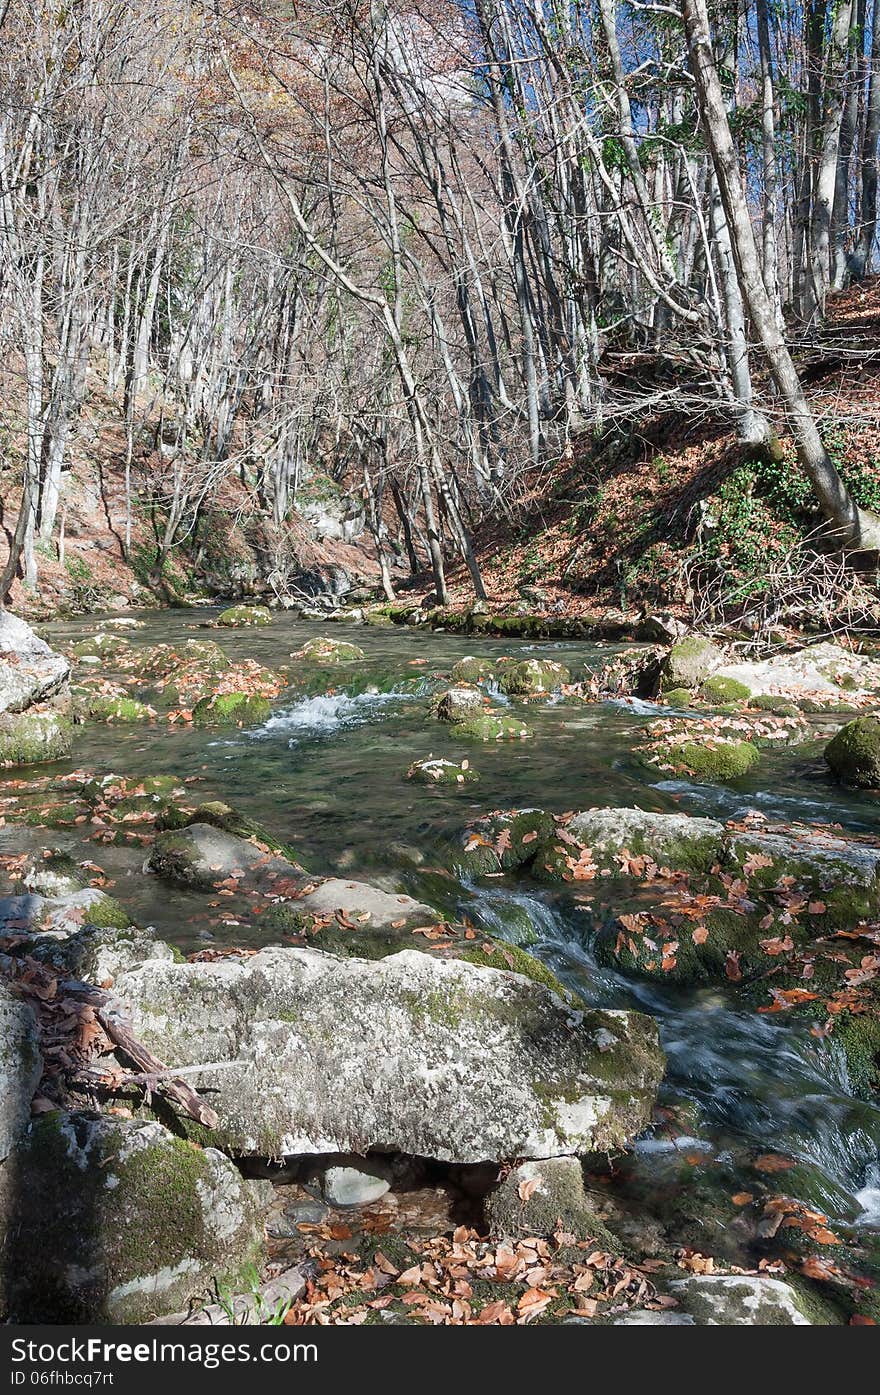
2,610 -> 880,1325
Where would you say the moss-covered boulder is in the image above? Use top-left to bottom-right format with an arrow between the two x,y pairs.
291,636 -> 365,663
450,657 -> 496,684
564,807 -> 724,874
157,799 -> 302,863
407,757 -> 479,785
452,710 -> 534,742
825,716 -> 880,789
78,693 -> 154,723
700,675 -> 752,704
1,1114 -> 264,1322
652,738 -> 760,781
191,692 -> 271,726
113,946 -> 664,1161
216,604 -> 272,627
497,658 -> 570,697
485,1157 -> 619,1247
0,708 -> 72,765
662,687 -> 694,707
660,636 -> 725,691
72,633 -> 131,661
434,685 -> 485,722
454,809 -> 556,876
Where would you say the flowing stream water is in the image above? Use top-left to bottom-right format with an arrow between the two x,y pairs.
13,607 -> 880,1263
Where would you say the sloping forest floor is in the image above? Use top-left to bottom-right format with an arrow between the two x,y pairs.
6,279 -> 880,625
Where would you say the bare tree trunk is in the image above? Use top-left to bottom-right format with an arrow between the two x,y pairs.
683,0 -> 880,550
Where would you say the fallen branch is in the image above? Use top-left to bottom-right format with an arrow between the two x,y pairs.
0,952 -> 219,1129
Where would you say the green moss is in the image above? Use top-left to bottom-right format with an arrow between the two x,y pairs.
0,709 -> 73,766
452,711 -> 534,741
825,716 -> 880,788
82,891 -> 132,930
662,687 -> 694,706
497,658 -> 570,696
458,940 -> 575,1003
216,604 -> 272,627
700,676 -> 752,703
663,739 -> 760,780
191,693 -> 271,726
80,694 -> 153,723
450,657 -> 497,684
834,1011 -> 880,1096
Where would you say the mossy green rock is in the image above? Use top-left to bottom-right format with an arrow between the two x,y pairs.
216,604 -> 272,627
485,1158 -> 619,1247
192,693 -> 271,726
497,658 -> 570,696
79,694 -> 153,723
292,636 -> 365,663
700,675 -> 752,704
825,716 -> 880,789
1,1114 -> 264,1322
660,636 -> 724,691
453,711 -> 534,742
433,685 -> 485,722
450,657 -> 496,684
0,708 -> 72,765
72,633 -> 131,660
662,738 -> 760,781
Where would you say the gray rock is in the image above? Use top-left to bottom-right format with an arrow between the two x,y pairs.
114,946 -> 664,1163
660,636 -> 725,690
0,887 -> 131,939
715,640 -> 880,698
147,823 -> 298,892
295,878 -> 436,929
485,1157 -> 618,1245
2,1114 -> 264,1323
0,982 -> 41,1162
27,923 -> 175,983
314,1158 -> 393,1207
566,807 -> 724,872
669,1275 -> 822,1325
0,612 -> 70,715
435,686 -> 485,723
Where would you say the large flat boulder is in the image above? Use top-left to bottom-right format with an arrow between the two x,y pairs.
113,946 -> 664,1163
715,641 -> 880,699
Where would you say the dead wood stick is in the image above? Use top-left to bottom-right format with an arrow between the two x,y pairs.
94,1004 -> 219,1129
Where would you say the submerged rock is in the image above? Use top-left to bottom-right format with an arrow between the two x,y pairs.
216,604 -> 272,627
76,692 -> 154,723
406,756 -> 479,786
1,1114 -> 264,1322
114,946 -> 664,1162
824,715 -> 880,789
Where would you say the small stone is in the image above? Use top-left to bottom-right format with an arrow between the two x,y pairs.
317,1160 -> 392,1207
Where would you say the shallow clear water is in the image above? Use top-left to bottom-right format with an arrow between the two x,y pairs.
16,607 -> 880,1241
